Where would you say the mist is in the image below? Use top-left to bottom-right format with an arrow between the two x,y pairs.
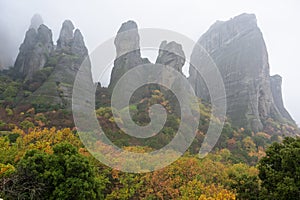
0,0 -> 299,125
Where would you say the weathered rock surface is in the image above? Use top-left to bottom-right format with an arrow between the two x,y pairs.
155,40 -> 186,96
56,20 -> 75,53
108,21 -> 187,91
189,13 -> 294,131
26,20 -> 92,110
270,75 -> 294,122
108,20 -> 150,90
156,40 -> 185,73
14,24 -> 54,80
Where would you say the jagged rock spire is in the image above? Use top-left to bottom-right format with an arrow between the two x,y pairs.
114,20 -> 140,57
14,23 -> 53,79
270,75 -> 294,122
156,40 -> 185,73
26,19 -> 92,110
109,20 -> 149,89
56,20 -> 75,53
56,20 -> 87,57
71,29 -> 88,56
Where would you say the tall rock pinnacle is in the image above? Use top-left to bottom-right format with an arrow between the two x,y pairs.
189,13 -> 294,131
270,75 -> 294,122
114,20 -> 140,57
56,20 -> 87,57
27,19 -> 91,110
108,20 -> 149,90
14,23 -> 54,79
156,40 -> 185,73
56,20 -> 75,53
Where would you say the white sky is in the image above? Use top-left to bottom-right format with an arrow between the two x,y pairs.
1,0 -> 299,125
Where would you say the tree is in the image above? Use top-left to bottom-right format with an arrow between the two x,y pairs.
258,137 -> 300,200
0,137 -> 18,164
226,163 -> 259,199
2,143 -> 108,200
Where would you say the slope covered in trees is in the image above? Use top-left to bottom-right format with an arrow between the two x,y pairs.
0,14 -> 300,199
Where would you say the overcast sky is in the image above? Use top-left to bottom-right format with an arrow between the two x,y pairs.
1,0 -> 299,125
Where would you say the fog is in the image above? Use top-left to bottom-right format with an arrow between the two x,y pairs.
0,0 -> 299,125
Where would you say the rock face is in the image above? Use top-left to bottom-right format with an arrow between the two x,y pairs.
156,40 -> 185,73
28,20 -> 91,109
189,13 -> 294,131
56,20 -> 75,53
109,21 -> 186,90
155,40 -> 186,94
108,20 -> 150,90
270,75 -> 294,122
108,21 -> 187,110
14,24 -> 54,79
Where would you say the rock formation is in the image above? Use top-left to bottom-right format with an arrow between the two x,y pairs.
28,20 -> 91,109
156,40 -> 185,73
155,40 -> 186,94
109,21 -> 186,90
270,75 -> 294,122
14,24 -> 54,80
189,13 -> 294,131
108,20 -> 150,90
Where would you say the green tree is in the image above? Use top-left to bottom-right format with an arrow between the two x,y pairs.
226,163 -> 259,200
0,137 -> 18,164
2,143 -> 108,200
258,137 -> 300,200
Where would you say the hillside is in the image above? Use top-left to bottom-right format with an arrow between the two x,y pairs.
0,13 -> 300,199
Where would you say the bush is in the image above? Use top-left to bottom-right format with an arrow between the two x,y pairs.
19,120 -> 34,130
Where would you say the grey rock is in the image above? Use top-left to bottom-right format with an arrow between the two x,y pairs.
28,20 -> 92,110
71,29 -> 88,56
155,40 -> 186,98
270,75 -> 294,122
109,20 -> 150,90
56,20 -> 75,53
114,20 -> 140,57
14,24 -> 54,80
156,40 -> 185,73
189,13 -> 294,131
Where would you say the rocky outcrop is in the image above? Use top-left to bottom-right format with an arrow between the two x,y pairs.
56,20 -> 75,53
155,40 -> 186,96
14,24 -> 54,80
26,20 -> 92,110
156,40 -> 185,73
109,21 -> 187,90
56,20 -> 88,56
189,13 -> 294,131
108,20 -> 150,90
270,75 -> 294,122
71,29 -> 88,56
